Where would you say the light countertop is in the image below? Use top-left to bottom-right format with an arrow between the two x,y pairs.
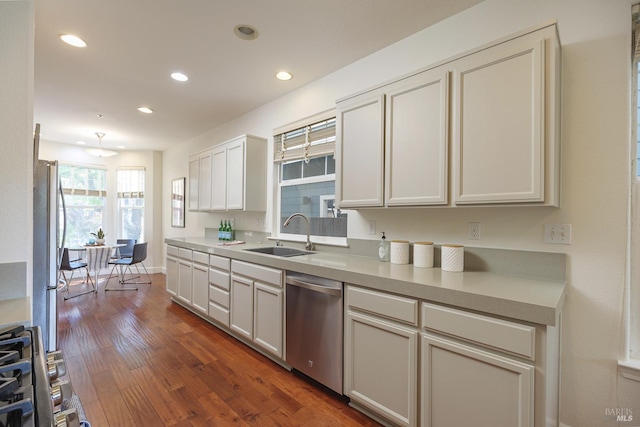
165,237 -> 566,326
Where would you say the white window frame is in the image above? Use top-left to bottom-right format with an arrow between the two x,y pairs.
274,109 -> 348,247
116,167 -> 145,242
59,163 -> 108,247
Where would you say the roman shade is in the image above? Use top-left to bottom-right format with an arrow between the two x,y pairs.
116,167 -> 145,199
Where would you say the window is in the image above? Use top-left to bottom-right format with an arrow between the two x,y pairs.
275,110 -> 347,244
59,164 -> 107,247
117,167 -> 145,242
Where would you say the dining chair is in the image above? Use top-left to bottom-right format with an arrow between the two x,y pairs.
59,248 -> 90,300
106,242 -> 151,291
111,238 -> 136,260
85,246 -> 113,293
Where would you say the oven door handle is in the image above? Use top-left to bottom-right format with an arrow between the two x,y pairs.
286,277 -> 342,296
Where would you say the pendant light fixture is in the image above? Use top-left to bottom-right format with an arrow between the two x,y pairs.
86,132 -> 118,158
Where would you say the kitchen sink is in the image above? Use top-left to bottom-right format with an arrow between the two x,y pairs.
244,247 -> 314,257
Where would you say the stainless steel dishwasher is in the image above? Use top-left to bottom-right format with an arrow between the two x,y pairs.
286,271 -> 343,394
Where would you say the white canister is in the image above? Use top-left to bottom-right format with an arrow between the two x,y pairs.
390,240 -> 410,264
441,244 -> 464,272
413,242 -> 434,268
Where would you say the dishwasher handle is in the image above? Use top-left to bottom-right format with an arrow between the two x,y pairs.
286,277 -> 342,296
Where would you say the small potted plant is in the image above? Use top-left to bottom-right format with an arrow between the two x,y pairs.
90,228 -> 106,245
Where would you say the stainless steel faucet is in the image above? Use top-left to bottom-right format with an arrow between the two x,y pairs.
283,213 -> 314,251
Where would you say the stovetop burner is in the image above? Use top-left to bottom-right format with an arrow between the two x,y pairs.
0,325 -> 88,427
0,325 -> 36,427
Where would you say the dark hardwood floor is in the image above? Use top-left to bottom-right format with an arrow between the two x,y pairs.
57,273 -> 380,426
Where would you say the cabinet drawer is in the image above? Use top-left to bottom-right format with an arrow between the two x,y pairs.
209,254 -> 230,271
192,251 -> 209,265
231,260 -> 282,287
167,245 -> 179,257
178,248 -> 192,260
209,301 -> 230,327
209,285 -> 229,308
422,302 -> 535,360
346,286 -> 418,326
209,268 -> 230,291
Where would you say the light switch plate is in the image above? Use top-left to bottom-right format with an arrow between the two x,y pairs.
544,224 -> 571,244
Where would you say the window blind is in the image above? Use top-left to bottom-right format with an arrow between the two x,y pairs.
117,167 -> 145,198
274,109 -> 336,163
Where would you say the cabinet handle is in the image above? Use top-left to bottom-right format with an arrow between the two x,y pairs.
286,277 -> 342,296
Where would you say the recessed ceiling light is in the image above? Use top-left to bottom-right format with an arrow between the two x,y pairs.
117,145 -> 125,149
234,25 -> 259,41
137,107 -> 153,114
76,141 -> 86,145
276,71 -> 293,81
171,72 -> 189,82
59,34 -> 87,48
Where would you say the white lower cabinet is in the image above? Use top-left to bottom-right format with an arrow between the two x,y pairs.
191,251 -> 209,315
344,285 -> 419,427
230,274 -> 253,340
165,246 -> 178,296
253,282 -> 283,357
230,260 -> 284,358
177,248 -> 193,305
420,333 -> 534,427
208,255 -> 231,327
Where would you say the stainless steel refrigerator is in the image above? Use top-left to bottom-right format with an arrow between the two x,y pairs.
33,158 -> 66,352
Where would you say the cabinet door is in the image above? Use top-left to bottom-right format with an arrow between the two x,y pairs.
230,274 -> 253,340
421,333 -> 534,427
198,150 -> 213,211
211,144 -> 227,211
345,311 -> 418,427
177,259 -> 192,304
253,282 -> 283,358
166,255 -> 178,296
337,94 -> 385,208
226,138 -> 245,210
192,262 -> 209,314
385,70 -> 449,206
452,34 -> 545,204
188,156 -> 199,211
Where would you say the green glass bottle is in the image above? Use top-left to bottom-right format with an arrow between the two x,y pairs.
218,220 -> 224,241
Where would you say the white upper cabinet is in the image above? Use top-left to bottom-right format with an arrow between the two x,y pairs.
452,25 -> 559,205
211,144 -> 228,211
191,134 -> 267,212
336,94 -> 385,208
385,70 -> 449,206
188,156 -> 199,211
188,149 -> 213,211
336,23 -> 560,208
337,68 -> 449,209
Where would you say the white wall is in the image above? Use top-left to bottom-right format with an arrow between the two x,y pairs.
0,0 -> 34,298
39,141 -> 163,272
162,0 -> 636,425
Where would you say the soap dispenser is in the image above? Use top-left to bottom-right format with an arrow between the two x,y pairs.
378,232 -> 390,262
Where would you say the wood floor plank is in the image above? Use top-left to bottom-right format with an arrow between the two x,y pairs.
57,273 -> 382,427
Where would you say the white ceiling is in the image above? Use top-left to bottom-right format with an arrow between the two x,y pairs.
34,0 -> 483,152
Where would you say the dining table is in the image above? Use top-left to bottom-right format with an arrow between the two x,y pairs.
66,243 -> 127,291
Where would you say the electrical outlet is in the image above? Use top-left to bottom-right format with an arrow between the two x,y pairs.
468,222 -> 480,240
544,224 -> 572,244
368,220 -> 376,235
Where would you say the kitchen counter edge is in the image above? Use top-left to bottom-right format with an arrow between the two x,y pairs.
165,237 -> 565,327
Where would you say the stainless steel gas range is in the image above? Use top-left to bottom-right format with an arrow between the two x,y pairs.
0,324 -> 88,427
